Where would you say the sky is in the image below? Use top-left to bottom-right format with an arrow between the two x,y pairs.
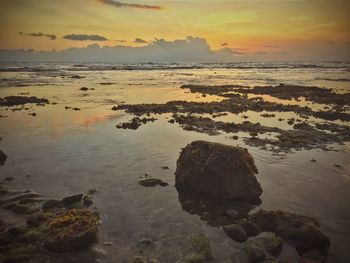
0,0 -> 349,62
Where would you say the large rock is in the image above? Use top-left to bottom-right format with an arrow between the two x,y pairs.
175,140 -> 262,202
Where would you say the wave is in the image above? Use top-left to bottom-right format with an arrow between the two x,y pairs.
0,62 -> 349,72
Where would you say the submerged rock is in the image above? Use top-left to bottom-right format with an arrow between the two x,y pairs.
189,233 -> 213,261
223,224 -> 247,242
0,150 -> 7,165
248,210 -> 330,255
175,141 -> 262,203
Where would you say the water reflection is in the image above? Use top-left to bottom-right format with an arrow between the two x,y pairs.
177,188 -> 260,227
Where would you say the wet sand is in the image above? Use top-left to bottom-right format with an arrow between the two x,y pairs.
0,64 -> 350,262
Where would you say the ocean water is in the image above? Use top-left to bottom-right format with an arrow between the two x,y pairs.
0,62 -> 349,262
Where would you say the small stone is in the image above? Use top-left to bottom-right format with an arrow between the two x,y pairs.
87,188 -> 98,195
161,166 -> 169,170
223,224 -> 248,242
80,87 -> 89,91
310,159 -> 317,162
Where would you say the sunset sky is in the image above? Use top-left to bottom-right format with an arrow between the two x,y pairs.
0,0 -> 349,61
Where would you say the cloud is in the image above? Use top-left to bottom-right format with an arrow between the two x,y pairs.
0,36 -> 238,63
3,36 -> 349,62
98,0 -> 162,10
133,38 -> 147,44
63,34 -> 108,41
19,32 -> 56,40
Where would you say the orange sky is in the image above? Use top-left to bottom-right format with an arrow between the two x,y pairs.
0,0 -> 349,60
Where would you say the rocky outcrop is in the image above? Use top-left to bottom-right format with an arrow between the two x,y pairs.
175,141 -> 262,203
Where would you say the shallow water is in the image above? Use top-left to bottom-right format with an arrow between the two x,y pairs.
0,62 -> 350,262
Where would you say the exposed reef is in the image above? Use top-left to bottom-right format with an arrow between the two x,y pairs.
112,83 -> 350,152
0,96 -> 49,107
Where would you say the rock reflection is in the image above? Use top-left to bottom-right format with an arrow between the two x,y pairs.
177,188 -> 260,227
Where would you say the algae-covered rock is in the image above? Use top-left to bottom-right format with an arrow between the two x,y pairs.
175,141 -> 262,203
249,210 -> 330,255
246,233 -> 283,256
138,174 -> 168,187
43,208 -> 99,252
189,233 -> 213,261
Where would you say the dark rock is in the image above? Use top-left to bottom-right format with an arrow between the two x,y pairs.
239,220 -> 261,237
42,199 -> 63,211
161,166 -> 169,170
80,87 -> 89,91
175,141 -> 262,203
223,224 -> 247,242
249,210 -> 330,255
0,150 -> 8,165
4,176 -> 14,182
83,196 -> 93,207
61,194 -> 83,206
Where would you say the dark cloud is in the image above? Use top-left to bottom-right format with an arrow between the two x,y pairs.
133,38 -> 147,44
63,34 -> 108,41
98,0 -> 162,10
19,32 -> 56,40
